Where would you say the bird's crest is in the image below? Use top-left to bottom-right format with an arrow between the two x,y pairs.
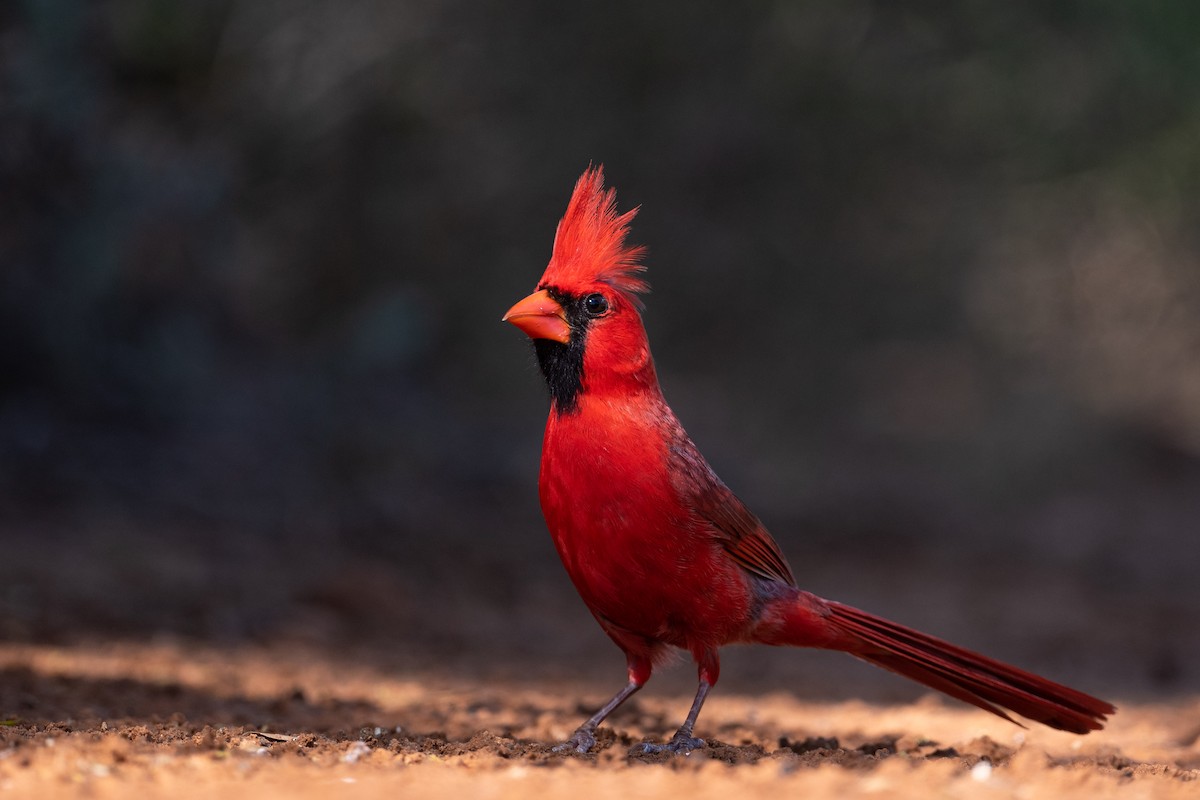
538,166 -> 648,298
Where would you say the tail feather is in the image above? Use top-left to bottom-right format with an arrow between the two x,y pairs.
822,600 -> 1114,734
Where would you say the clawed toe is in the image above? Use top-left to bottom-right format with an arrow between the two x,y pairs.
629,734 -> 706,755
552,729 -> 597,754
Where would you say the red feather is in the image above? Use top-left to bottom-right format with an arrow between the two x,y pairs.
537,166 -> 648,298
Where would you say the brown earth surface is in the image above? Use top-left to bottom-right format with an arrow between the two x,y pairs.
1,639 -> 1197,799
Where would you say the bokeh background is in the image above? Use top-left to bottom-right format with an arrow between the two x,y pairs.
3,1 -> 1198,702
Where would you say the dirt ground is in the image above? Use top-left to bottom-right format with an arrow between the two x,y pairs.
0,639 -> 1196,799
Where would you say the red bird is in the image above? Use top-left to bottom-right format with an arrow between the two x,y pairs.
503,167 -> 1114,754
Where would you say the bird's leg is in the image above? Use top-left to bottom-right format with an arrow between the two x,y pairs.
553,680 -> 643,753
554,654 -> 651,754
629,680 -> 710,754
630,650 -> 718,755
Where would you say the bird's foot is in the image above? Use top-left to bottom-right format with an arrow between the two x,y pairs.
629,732 -> 706,756
552,728 -> 597,754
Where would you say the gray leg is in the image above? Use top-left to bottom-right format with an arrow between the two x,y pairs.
553,679 -> 643,754
629,680 -> 711,755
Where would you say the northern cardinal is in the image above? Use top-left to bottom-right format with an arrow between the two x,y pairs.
503,166 -> 1113,754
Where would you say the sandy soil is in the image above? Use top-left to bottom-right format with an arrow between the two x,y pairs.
1,639 -> 1196,799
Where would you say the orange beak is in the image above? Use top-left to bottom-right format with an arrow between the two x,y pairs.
503,289 -> 571,344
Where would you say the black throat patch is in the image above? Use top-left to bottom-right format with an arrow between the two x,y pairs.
532,287 -> 590,414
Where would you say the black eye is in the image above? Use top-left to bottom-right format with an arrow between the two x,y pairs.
583,293 -> 609,317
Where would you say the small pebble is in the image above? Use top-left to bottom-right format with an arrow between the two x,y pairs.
342,741 -> 372,764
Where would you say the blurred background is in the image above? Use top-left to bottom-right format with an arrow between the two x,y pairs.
2,1 -> 1198,702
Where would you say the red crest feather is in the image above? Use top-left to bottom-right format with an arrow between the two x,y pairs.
537,166 -> 648,297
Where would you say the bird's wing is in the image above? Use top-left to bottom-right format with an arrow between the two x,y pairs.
668,436 -> 797,587
694,482 -> 797,587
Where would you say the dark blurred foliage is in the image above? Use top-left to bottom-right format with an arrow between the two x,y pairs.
2,1 -> 1199,693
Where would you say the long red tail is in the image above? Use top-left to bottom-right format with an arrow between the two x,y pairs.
768,592 -> 1114,733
